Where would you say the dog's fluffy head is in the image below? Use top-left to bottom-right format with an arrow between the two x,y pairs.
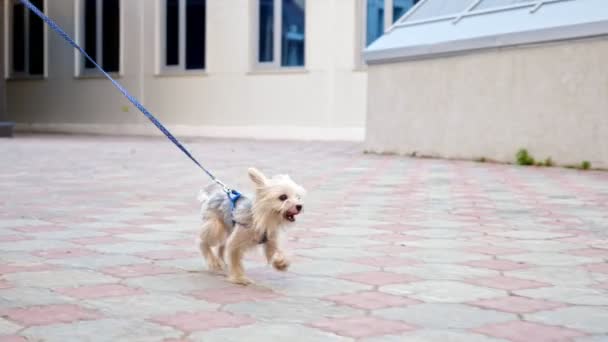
248,168 -> 305,225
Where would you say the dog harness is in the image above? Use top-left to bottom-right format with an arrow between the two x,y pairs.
228,190 -> 268,245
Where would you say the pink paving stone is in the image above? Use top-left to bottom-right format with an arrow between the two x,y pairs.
12,225 -> 65,233
0,235 -> 32,243
284,240 -> 320,249
70,236 -> 126,245
592,281 -> 608,290
465,259 -> 531,271
465,276 -> 550,291
470,296 -> 567,314
325,291 -> 421,310
466,246 -> 527,255
310,316 -> 416,338
32,248 -> 98,259
350,256 -> 418,267
125,218 -> 173,225
0,336 -> 28,342
151,311 -> 255,332
101,264 -> 181,278
136,250 -> 199,260
339,271 -> 420,286
585,263 -> 608,274
288,230 -> 328,239
1,304 -> 102,326
55,284 -> 145,300
0,264 -> 57,274
0,279 -> 12,289
190,286 -> 281,304
473,321 -> 586,342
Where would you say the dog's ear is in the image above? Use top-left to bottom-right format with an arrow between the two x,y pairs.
248,168 -> 268,187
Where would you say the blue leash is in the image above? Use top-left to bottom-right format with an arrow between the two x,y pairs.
19,0 -> 241,205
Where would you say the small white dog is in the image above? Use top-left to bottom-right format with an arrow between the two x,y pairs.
197,168 -> 305,285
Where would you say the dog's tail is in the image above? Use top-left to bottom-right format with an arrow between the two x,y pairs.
197,189 -> 209,204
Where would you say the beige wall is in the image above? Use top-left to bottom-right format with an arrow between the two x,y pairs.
365,37 -> 608,168
6,0 -> 366,141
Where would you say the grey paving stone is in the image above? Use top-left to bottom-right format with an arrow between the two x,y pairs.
87,242 -> 175,254
402,250 -> 490,263
403,229 -> 480,239
290,259 -> 377,276
526,306 -> 608,334
399,239 -> 480,249
84,293 -> 218,318
296,247 -> 381,260
0,318 -> 22,335
22,319 -> 181,342
48,254 -> 149,269
190,323 -> 354,342
490,230 -> 572,240
501,253 -> 600,266
385,264 -> 499,281
515,287 -> 608,306
124,272 -> 227,293
0,287 -> 74,308
373,303 -> 515,329
4,270 -> 119,288
224,297 -> 362,324
260,276 -> 370,298
361,330 -> 509,342
380,281 -> 506,303
505,267 -> 608,287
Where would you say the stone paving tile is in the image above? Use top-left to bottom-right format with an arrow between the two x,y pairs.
373,303 -> 516,329
380,280 -> 506,303
470,296 -> 567,314
21,319 -> 182,342
190,324 -> 354,342
360,330 -> 509,342
1,304 -> 102,326
473,321 -> 587,342
526,306 -> 608,334
2,136 -> 608,341
0,335 -> 28,342
224,297 -> 363,324
151,311 -> 255,332
309,316 -> 416,339
324,291 -> 421,310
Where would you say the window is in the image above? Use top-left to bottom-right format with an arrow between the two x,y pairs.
161,0 -> 206,72
6,0 -> 45,77
255,0 -> 305,68
77,0 -> 121,74
365,0 -> 419,46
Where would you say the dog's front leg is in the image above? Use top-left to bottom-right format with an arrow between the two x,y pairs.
264,238 -> 289,271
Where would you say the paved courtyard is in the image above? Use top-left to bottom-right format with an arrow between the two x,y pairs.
1,135 -> 607,342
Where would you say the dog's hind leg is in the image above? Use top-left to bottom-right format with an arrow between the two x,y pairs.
198,214 -> 226,272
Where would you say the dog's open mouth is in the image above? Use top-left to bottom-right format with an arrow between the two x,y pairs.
285,213 -> 296,222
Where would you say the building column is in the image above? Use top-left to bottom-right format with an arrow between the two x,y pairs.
0,0 -> 14,137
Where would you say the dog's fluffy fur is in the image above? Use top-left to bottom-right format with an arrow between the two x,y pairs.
197,168 -> 305,285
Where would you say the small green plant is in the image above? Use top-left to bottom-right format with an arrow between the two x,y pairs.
516,149 -> 535,166
544,157 -> 554,167
581,161 -> 591,170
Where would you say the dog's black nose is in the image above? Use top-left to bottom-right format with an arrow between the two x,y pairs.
296,205 -> 303,212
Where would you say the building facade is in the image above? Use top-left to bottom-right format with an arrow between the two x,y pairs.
365,0 -> 608,168
3,0 -> 418,141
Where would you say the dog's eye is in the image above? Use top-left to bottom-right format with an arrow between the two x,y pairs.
279,194 -> 288,201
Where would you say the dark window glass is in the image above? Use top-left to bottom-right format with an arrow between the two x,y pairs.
28,0 -> 45,75
102,0 -> 120,72
281,0 -> 304,67
366,0 -> 384,46
393,0 -> 418,23
258,0 -> 274,62
185,0 -> 205,69
12,3 -> 26,72
166,0 -> 179,66
84,0 -> 97,68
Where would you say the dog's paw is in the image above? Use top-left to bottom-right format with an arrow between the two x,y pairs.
272,256 -> 290,271
229,276 -> 253,286
207,259 -> 224,273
